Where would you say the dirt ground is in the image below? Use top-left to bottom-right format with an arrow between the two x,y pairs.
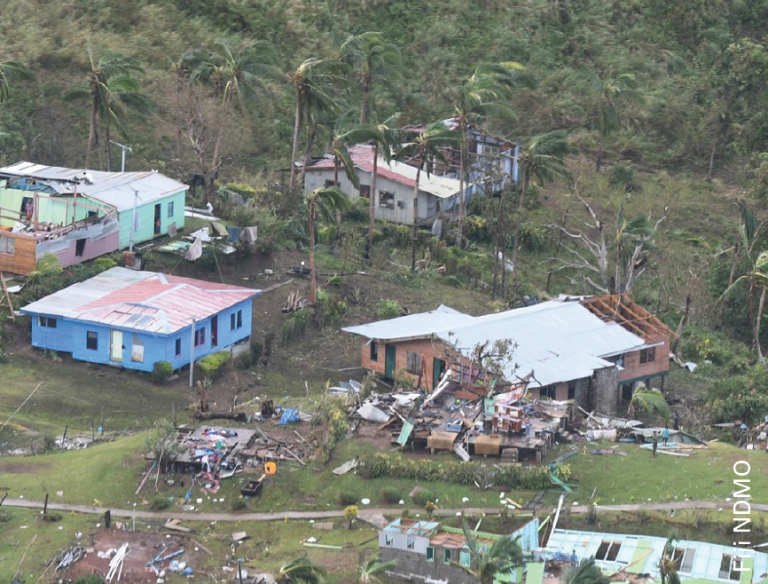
63,529 -> 199,582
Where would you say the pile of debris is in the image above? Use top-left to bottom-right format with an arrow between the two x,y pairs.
352,367 -> 570,464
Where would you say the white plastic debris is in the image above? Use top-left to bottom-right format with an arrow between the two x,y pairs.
399,500 -> 405,505
197,498 -> 203,504
307,537 -> 318,543
462,497 -> 469,503
361,498 -> 371,505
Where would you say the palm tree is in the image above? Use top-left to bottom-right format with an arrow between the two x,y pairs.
276,557 -> 327,584
0,60 -> 33,105
452,63 -> 531,245
722,250 -> 768,367
627,386 -> 671,420
359,556 -> 396,584
562,558 -> 610,584
191,39 -> 279,111
306,187 -> 352,305
396,122 -> 459,271
63,47 -> 146,169
453,521 -> 523,584
659,538 -> 681,584
340,32 -> 402,124
590,72 -> 641,172
365,113 -> 403,256
100,74 -> 152,170
288,58 -> 342,187
510,130 -> 570,291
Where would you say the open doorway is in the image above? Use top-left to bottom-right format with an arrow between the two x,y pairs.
154,203 -> 161,235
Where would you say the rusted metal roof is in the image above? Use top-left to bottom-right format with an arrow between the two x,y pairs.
21,267 -> 260,334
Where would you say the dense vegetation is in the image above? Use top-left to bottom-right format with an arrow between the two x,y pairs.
1,0 -> 768,183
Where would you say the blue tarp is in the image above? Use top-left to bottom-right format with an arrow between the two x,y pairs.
279,408 -> 300,425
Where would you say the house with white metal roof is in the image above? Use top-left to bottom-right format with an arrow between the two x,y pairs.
304,144 -> 463,226
343,295 -> 673,416
21,267 -> 260,372
0,162 -> 188,275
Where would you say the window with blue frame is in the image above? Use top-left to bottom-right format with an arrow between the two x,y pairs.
38,317 -> 57,328
426,547 -> 434,562
459,551 -> 471,567
231,310 -> 243,330
168,201 -> 174,217
175,338 -> 181,356
194,327 -> 205,347
86,331 -> 98,350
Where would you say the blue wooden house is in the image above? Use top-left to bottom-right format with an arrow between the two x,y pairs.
21,267 -> 261,372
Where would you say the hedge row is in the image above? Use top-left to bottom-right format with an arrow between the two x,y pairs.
357,453 -> 559,490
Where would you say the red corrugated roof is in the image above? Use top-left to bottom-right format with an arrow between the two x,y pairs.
308,145 -> 418,189
78,273 -> 260,334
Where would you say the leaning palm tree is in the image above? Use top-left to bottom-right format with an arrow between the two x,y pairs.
590,72 -> 642,171
722,249 -> 768,368
306,187 -> 353,305
562,558 -> 610,584
510,130 -> 570,291
328,114 -> 377,248
288,58 -> 342,187
627,386 -> 671,420
365,113 -> 403,256
191,39 -> 280,111
64,47 -> 146,168
276,557 -> 327,584
659,537 -> 681,584
99,73 -> 152,170
359,556 -> 396,584
396,122 -> 459,271
453,521 -> 523,584
452,63 -> 532,245
340,31 -> 402,124
0,60 -> 33,105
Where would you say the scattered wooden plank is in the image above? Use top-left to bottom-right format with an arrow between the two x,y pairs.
163,519 -> 193,533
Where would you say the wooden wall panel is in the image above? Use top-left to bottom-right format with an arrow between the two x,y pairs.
0,233 -> 37,275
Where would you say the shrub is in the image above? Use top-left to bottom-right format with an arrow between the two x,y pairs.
379,486 -> 402,504
74,577 -> 105,584
236,351 -> 253,369
281,308 -> 311,343
376,299 -> 403,320
609,162 -> 637,191
250,340 -> 263,365
198,351 -> 232,380
412,489 -> 435,506
150,496 -> 171,511
151,361 -> 173,383
337,491 -> 358,506
231,498 -> 248,511
358,453 -> 555,490
92,255 -> 118,272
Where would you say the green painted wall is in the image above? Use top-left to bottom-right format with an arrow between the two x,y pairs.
118,190 -> 186,249
0,185 -> 109,228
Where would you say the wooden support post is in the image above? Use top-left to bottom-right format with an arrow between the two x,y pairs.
43,492 -> 49,516
91,419 -> 95,443
61,425 -> 68,451
0,272 -> 15,321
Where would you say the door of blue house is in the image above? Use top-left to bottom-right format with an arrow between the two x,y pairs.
384,344 -> 396,379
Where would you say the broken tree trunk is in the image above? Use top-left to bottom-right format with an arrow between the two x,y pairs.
193,411 -> 248,422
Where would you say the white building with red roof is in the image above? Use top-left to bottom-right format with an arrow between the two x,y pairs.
304,144 -> 463,226
21,267 -> 261,372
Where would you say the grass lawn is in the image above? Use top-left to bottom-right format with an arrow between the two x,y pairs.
565,440 -> 766,504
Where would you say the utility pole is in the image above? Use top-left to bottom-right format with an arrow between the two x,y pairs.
110,140 -> 132,172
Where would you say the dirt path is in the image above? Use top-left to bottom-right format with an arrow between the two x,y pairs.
3,498 -> 766,523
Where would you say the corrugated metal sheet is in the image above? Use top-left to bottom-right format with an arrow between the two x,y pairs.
21,267 -> 260,335
546,529 -> 768,584
0,161 -> 188,211
343,299 -> 647,388
309,145 -> 462,199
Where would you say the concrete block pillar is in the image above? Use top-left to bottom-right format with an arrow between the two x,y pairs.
591,367 -> 619,417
